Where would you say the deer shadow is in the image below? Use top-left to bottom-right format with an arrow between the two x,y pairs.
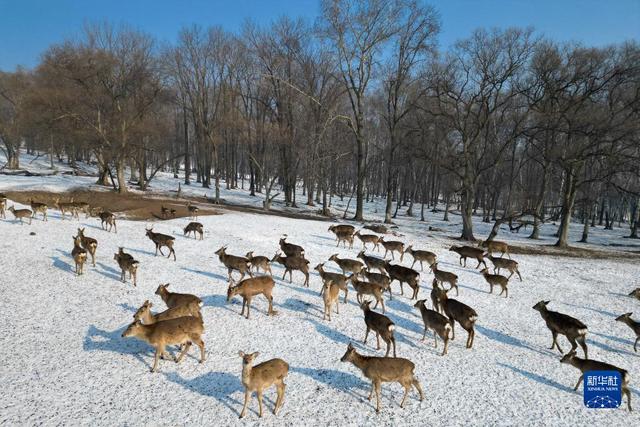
588,338 -> 637,357
128,247 -> 157,257
278,281 -> 321,299
590,331 -> 635,347
307,318 -> 354,346
476,325 -> 549,357
283,297 -> 322,317
310,234 -> 335,242
457,283 -> 487,294
290,366 -> 369,400
497,363 -> 574,394
117,302 -> 140,313
96,262 -> 121,281
51,255 -> 74,273
181,267 -> 228,283
83,324 -> 150,368
163,371 -> 242,415
560,302 -> 618,318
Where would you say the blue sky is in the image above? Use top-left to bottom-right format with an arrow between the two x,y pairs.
1,0 -> 638,71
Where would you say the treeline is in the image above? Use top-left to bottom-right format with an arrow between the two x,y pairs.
0,0 -> 639,246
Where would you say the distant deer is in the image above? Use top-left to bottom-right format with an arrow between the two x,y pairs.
71,235 -> 87,275
328,224 -> 355,241
29,200 -> 48,221
146,227 -> 176,261
133,300 -> 201,325
315,263 -> 348,303
480,268 -> 509,297
77,228 -> 98,267
414,299 -> 452,355
429,263 -> 459,296
183,222 -> 204,240
354,231 -> 381,251
532,301 -> 588,358
386,263 -> 420,299
340,343 -> 423,413
271,252 -> 309,286
160,205 -> 169,219
439,288 -> 477,349
449,245 -> 486,269
238,351 -> 289,419
98,211 -> 117,233
227,276 -> 276,319
403,246 -> 436,271
322,281 -> 341,321
187,202 -> 199,220
480,240 -> 510,258
70,201 -> 91,218
335,229 -> 354,249
246,251 -> 273,276
278,236 -> 305,257
486,255 -> 522,281
121,317 -> 205,373
216,246 -> 252,281
379,237 -> 404,260
55,198 -> 77,220
357,250 -> 387,273
0,197 -> 5,218
615,313 -> 639,352
360,300 -> 396,357
114,247 -> 139,286
155,283 -> 202,309
328,254 -> 364,277
560,351 -> 631,411
8,206 -> 32,224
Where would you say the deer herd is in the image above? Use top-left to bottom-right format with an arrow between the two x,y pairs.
1,191 -> 638,415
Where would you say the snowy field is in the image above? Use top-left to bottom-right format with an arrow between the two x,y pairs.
0,194 -> 639,426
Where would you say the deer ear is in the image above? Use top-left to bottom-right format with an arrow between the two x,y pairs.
544,300 -> 550,305
251,351 -> 260,359
238,351 -> 245,357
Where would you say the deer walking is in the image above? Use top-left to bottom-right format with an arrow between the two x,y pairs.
227,276 -> 276,319
414,299 -> 452,355
146,227 -> 176,261
615,313 -> 640,352
532,301 -> 588,358
238,351 -> 289,419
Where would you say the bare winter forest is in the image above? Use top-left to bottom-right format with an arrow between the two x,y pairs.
1,0 -> 639,247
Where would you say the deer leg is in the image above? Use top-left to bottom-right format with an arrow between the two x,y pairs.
267,295 -> 274,315
240,390 -> 251,418
577,336 -> 588,359
413,378 -> 424,401
400,381 -> 410,408
257,390 -> 264,417
374,381 -> 382,413
175,342 -> 192,363
449,318 -> 456,340
158,246 -> 165,256
171,248 -> 176,261
151,346 -> 162,372
574,374 -> 583,391
376,332 -> 381,350
368,382 -> 375,400
380,298 -> 386,314
568,336 -> 578,354
411,260 -> 416,269
433,329 -> 438,348
274,381 -> 286,415
245,297 -> 252,319
343,289 -> 348,304
363,327 -> 370,345
281,270 -> 286,280
623,386 -> 631,411
420,261 -> 424,271
391,336 -> 397,357
336,301 -> 339,315
240,299 -> 246,317
442,336 -> 449,355
421,327 -> 427,342
634,337 -> 639,352
194,337 -> 205,363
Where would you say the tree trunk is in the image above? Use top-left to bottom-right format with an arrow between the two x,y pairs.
555,167 -> 578,247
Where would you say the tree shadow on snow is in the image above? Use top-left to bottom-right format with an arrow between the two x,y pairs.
476,325 -> 550,357
163,371 -> 242,415
497,363 -> 574,394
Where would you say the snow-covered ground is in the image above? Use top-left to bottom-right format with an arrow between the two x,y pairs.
0,193 -> 639,425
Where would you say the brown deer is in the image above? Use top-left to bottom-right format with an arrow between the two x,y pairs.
98,211 -> 117,233
532,301 -> 588,358
278,236 -> 305,257
114,247 -> 139,286
379,237 -> 404,260
440,289 -> 477,349
121,316 -> 205,373
480,268 -> 509,297
354,231 -> 381,251
362,268 -> 392,300
429,263 -> 459,296
357,250 -> 387,273
430,280 -> 447,314
328,254 -> 364,276
146,227 -> 176,261
403,246 -> 436,271
246,251 -> 272,276
30,200 -> 48,221
8,206 -> 32,224
349,275 -> 386,313
560,351 -> 631,411
386,263 -> 420,299
155,283 -> 202,309
160,205 -> 169,218
615,313 -> 639,352
335,229 -> 354,249
187,202 -> 199,220
71,235 -> 87,275
449,245 -> 487,269
328,224 -> 356,240
183,222 -> 204,240
480,240 -> 510,258
77,228 -> 98,267
238,351 -> 289,419
0,197 -> 5,218
70,201 -> 91,218
414,299 -> 452,355
55,198 -> 77,220
227,276 -> 276,319
215,246 -> 252,280
322,281 -> 341,321
133,300 -> 201,324
360,300 -> 396,357
314,263 -> 348,303
271,252 -> 309,286
486,255 -> 522,281
340,343 -> 423,413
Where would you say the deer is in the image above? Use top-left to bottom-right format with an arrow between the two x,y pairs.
271,252 -> 309,287
215,246 -> 252,281
429,263 -> 459,296
480,240 -> 510,258
485,255 -> 522,281
328,224 -> 356,239
114,248 -> 139,286
335,229 -> 354,249
146,227 -> 176,261
8,206 -> 32,224
133,300 -> 202,325
98,211 -> 117,233
160,205 -> 169,219
0,197 -> 5,219
364,224 -> 388,234
340,343 -> 423,413
70,201 -> 91,218
246,251 -> 272,276
615,313 -> 639,352
29,200 -> 48,221
628,288 -> 640,301
379,237 -> 404,261
328,254 -> 364,277
403,246 -> 436,271
238,351 -> 289,419
55,198 -> 78,220
560,351 -> 632,411
354,231 -> 381,251
155,283 -> 202,309
170,208 -> 177,218
227,276 -> 276,319
480,268 -> 509,297
183,222 -> 204,240
439,288 -> 477,349
121,316 -> 205,373
322,281 -> 341,321
362,268 -> 392,300
532,301 -> 588,358
449,245 -> 487,269
77,227 -> 98,267
278,236 -> 305,257
360,300 -> 396,357
187,202 -> 199,220
71,235 -> 87,275
314,263 -> 348,303
349,275 -> 386,313
414,299 -> 452,355
357,250 -> 387,273
386,263 -> 420,299
430,280 -> 447,314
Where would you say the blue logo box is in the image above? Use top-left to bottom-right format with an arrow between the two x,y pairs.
584,370 -> 622,408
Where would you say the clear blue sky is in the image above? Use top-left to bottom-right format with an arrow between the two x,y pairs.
1,0 -> 638,71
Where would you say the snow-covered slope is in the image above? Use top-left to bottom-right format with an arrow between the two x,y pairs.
0,198 -> 638,426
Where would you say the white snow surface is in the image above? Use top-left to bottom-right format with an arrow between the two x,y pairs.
0,197 -> 639,426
